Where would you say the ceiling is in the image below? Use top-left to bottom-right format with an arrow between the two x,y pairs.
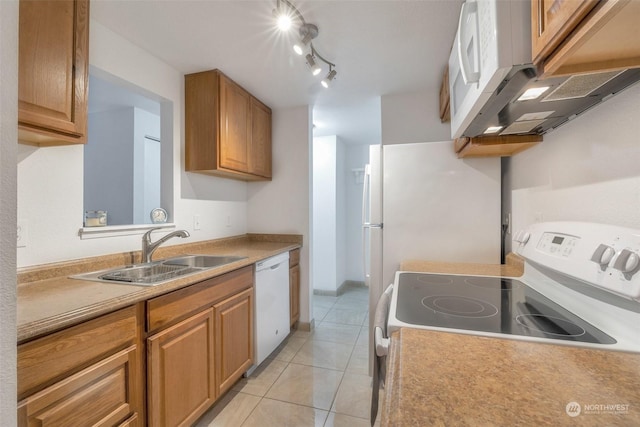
91,0 -> 463,145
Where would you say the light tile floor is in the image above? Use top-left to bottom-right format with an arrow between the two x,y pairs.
195,285 -> 381,427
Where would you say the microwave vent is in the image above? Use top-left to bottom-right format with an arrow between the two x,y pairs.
542,70 -> 624,102
501,119 -> 546,135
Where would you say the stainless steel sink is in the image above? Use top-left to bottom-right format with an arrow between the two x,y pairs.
71,254 -> 247,286
162,255 -> 246,268
98,263 -> 200,284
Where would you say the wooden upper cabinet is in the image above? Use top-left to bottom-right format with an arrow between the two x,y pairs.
219,77 -> 251,173
531,0 -> 598,64
18,0 -> 89,146
185,69 -> 273,181
249,98 -> 273,178
532,0 -> 640,77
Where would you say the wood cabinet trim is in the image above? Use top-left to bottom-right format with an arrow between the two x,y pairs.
289,248 -> 300,268
455,135 -> 542,158
289,264 -> 300,327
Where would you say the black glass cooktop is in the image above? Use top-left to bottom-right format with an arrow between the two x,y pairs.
396,273 -> 616,344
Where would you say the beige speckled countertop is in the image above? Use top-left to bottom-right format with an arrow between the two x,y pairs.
384,255 -> 640,426
382,329 -> 640,426
17,234 -> 301,343
401,253 -> 524,277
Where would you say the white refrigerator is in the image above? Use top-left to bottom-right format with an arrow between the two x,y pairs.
364,141 -> 502,324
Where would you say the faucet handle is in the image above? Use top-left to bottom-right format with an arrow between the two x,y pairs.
142,227 -> 163,240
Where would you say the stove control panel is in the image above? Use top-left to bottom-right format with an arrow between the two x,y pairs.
514,222 -> 640,302
536,233 -> 579,258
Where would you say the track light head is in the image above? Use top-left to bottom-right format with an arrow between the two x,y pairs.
321,69 -> 337,88
277,14 -> 293,31
293,23 -> 318,55
305,54 -> 322,76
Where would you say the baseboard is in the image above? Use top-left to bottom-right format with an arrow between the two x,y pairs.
295,319 -> 314,332
313,280 -> 366,297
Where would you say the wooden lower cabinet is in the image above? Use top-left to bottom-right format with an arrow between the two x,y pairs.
289,249 -> 301,327
18,267 -> 256,426
147,308 -> 216,427
18,346 -> 139,426
17,304 -> 144,427
146,266 -> 254,426
215,288 -> 254,395
289,264 -> 300,327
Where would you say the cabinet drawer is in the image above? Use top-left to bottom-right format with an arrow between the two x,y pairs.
18,345 -> 139,427
147,266 -> 253,333
289,248 -> 300,268
18,305 -> 139,399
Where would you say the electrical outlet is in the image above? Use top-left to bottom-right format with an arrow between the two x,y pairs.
534,212 -> 544,223
226,215 -> 231,228
17,220 -> 28,248
193,215 -> 201,230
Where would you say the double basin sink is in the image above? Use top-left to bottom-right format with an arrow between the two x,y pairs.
72,255 -> 247,286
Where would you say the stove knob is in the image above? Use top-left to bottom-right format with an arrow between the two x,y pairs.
612,249 -> 640,277
624,253 -> 640,273
590,244 -> 615,270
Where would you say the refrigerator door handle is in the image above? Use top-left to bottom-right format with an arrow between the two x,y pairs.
362,164 -> 370,279
363,222 -> 383,229
362,164 -> 371,226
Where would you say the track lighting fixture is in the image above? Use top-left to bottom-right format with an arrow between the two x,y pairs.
321,68 -> 337,89
293,23 -> 318,55
305,54 -> 322,76
273,0 -> 338,89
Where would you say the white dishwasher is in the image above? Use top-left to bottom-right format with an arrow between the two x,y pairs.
253,251 -> 290,367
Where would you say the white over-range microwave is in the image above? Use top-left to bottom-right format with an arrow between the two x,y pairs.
447,0 -> 640,139
448,0 -> 531,139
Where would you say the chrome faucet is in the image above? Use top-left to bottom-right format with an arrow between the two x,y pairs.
142,228 -> 190,263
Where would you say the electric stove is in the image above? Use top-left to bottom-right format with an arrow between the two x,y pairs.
387,222 -> 640,353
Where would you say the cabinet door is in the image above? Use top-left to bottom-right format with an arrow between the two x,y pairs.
214,288 -> 254,395
18,346 -> 139,427
148,309 -> 216,427
531,0 -> 598,64
289,264 -> 300,327
18,0 -> 89,145
249,98 -> 272,178
219,75 -> 250,173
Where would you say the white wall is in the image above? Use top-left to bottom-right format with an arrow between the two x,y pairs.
16,20 -> 248,267
312,136 -> 338,293
0,0 -> 18,423
507,82 -> 640,240
336,138 -> 347,288
381,90 -> 451,144
247,106 -> 311,324
345,144 -> 370,281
